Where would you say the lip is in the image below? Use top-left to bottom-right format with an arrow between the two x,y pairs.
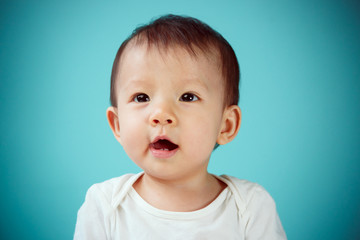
150,147 -> 179,159
149,135 -> 179,159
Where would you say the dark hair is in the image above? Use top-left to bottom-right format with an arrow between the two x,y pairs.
110,14 -> 240,107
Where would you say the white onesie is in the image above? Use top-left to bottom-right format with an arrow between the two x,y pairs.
74,172 -> 287,240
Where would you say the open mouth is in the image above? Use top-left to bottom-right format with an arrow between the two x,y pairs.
150,139 -> 179,151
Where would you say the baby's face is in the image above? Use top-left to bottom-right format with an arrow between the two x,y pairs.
112,44 -> 227,181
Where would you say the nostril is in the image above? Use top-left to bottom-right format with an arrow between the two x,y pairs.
152,118 -> 173,125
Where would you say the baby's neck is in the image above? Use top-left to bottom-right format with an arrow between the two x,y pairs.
132,172 -> 227,212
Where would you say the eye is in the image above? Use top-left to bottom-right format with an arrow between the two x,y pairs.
133,93 -> 150,103
179,93 -> 199,102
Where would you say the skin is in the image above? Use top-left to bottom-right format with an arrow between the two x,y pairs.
107,43 -> 241,212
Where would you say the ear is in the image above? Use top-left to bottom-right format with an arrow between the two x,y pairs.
217,105 -> 242,145
106,106 -> 122,144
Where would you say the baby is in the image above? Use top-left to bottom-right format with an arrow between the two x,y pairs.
74,14 -> 287,239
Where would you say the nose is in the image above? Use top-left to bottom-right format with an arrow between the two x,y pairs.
149,106 -> 177,127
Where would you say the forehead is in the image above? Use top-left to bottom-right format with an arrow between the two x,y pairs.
117,42 -> 223,87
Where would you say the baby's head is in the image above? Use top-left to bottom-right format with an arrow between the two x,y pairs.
110,14 -> 240,109
107,15 -> 241,180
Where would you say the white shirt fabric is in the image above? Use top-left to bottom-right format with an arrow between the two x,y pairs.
74,172 -> 287,240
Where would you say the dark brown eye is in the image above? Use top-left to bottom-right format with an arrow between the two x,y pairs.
179,93 -> 199,102
134,93 -> 150,102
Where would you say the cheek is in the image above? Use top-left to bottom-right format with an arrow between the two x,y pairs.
118,113 -> 146,149
183,114 -> 221,156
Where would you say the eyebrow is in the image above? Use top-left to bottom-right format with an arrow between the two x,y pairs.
180,77 -> 209,91
120,77 -> 209,92
120,78 -> 152,92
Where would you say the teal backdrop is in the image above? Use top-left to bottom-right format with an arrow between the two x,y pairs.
1,0 -> 359,239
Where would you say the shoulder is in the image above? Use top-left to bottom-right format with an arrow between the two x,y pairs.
219,175 -> 271,203
219,175 -> 287,239
218,175 -> 277,215
74,173 -> 142,239
84,172 -> 142,209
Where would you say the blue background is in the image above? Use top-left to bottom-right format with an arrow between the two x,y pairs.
1,0 -> 359,239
